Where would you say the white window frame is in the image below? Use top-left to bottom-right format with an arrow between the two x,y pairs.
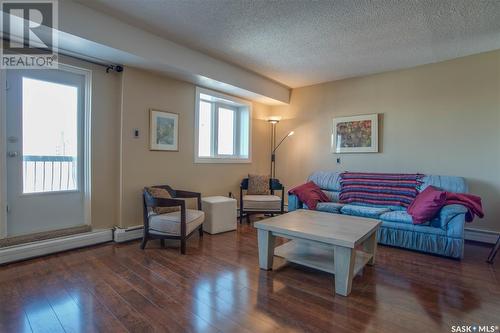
194,87 -> 252,163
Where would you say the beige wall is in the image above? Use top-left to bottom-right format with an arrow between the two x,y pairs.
1,58 -> 269,232
40,50 -> 500,234
270,50 -> 500,232
119,67 -> 271,228
19,60 -> 270,231
59,56 -> 122,230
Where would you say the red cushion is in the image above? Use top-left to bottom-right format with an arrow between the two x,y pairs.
289,181 -> 330,210
407,186 -> 446,224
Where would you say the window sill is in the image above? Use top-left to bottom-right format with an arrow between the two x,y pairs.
194,157 -> 252,164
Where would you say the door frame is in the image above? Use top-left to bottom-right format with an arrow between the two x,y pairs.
0,69 -> 6,238
0,63 -> 92,237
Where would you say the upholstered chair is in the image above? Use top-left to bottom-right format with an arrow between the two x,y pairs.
239,177 -> 285,223
142,185 -> 204,254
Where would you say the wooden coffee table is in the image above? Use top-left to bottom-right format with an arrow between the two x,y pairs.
254,209 -> 381,296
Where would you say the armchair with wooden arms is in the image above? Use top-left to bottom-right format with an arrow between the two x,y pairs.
142,185 -> 204,254
239,178 -> 285,223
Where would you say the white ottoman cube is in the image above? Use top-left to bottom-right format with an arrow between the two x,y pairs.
202,196 -> 237,234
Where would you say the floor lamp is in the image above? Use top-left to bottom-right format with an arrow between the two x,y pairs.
268,119 -> 294,179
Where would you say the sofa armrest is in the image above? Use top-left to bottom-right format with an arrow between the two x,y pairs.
433,204 -> 467,229
288,194 -> 303,212
445,213 -> 466,238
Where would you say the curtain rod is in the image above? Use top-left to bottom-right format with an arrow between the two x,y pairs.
57,49 -> 123,73
1,37 -> 123,72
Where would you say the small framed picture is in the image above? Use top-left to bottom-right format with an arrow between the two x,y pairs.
332,114 -> 378,153
149,109 -> 179,151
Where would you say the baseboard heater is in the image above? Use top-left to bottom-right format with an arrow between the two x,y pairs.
0,229 -> 113,265
464,227 -> 499,244
113,225 -> 144,243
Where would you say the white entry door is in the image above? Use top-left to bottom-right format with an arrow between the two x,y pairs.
6,67 -> 88,236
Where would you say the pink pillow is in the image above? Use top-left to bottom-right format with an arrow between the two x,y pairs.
407,186 -> 446,224
289,181 -> 330,210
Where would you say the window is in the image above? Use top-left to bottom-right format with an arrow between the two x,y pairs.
195,87 -> 251,163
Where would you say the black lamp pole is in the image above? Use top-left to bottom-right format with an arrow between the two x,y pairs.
268,120 -> 293,179
269,120 -> 277,177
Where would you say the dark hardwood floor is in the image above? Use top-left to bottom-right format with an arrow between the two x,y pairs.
0,222 -> 499,333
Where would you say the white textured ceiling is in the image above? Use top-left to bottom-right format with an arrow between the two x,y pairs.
78,0 -> 500,88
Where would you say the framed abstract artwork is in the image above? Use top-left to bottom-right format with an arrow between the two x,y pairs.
149,109 -> 179,151
332,114 -> 378,153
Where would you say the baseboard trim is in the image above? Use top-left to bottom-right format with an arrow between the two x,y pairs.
0,229 -> 113,265
114,225 -> 143,243
464,227 -> 499,244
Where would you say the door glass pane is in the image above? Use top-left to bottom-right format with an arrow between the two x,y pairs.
198,101 -> 212,157
22,77 -> 79,193
217,107 -> 234,155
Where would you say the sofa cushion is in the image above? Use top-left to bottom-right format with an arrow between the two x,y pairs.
289,181 -> 330,210
380,221 -> 446,236
340,205 -> 390,218
243,195 -> 281,211
344,202 -> 406,211
421,175 -> 467,193
322,190 -> 340,202
380,211 -> 414,225
146,187 -> 181,214
308,171 -> 341,191
149,209 -> 204,236
247,174 -> 270,195
407,186 -> 446,224
316,202 -> 344,214
381,206 -> 465,230
339,172 -> 421,209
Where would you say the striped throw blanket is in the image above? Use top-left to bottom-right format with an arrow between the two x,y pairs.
339,172 -> 423,208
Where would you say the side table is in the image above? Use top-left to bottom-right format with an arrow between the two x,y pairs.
201,196 -> 237,234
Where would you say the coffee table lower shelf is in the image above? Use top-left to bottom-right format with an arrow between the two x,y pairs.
274,240 -> 372,277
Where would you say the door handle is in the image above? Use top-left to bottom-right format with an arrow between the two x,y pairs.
7,151 -> 19,158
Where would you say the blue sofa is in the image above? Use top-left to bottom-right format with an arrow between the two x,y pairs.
288,171 -> 469,259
